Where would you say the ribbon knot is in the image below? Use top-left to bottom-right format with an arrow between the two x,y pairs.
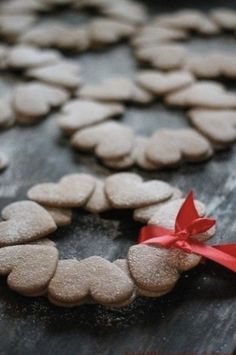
138,191 -> 236,273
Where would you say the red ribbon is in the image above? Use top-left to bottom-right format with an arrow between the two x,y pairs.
138,191 -> 236,273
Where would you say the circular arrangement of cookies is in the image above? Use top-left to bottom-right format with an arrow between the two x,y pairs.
0,172 -> 215,307
0,1 -> 236,171
0,0 -> 236,310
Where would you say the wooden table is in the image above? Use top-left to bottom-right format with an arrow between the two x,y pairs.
0,0 -> 235,354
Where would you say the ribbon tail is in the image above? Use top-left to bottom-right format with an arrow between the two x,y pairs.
190,243 -> 236,273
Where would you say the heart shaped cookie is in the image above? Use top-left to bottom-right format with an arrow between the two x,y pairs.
105,173 -> 173,208
26,61 -> 81,89
128,244 -> 201,297
136,70 -> 194,96
8,45 -> 61,69
58,99 -> 124,135
0,244 -> 58,296
145,128 -> 212,167
89,17 -> 135,47
0,14 -> 36,40
0,201 -> 57,246
188,109 -> 236,147
27,173 -> 96,208
48,256 -> 134,307
13,81 -> 69,124
71,121 -> 135,160
165,81 -> 236,109
84,179 -> 111,213
133,187 -> 183,223
101,1 -> 147,25
210,8 -> 236,31
0,0 -> 49,14
135,44 -> 187,70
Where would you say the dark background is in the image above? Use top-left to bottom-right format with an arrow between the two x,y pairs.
0,1 -> 236,354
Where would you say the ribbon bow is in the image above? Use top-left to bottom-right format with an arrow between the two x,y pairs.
139,191 -> 236,273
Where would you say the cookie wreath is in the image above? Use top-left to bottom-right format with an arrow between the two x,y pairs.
1,3 -> 236,172
0,172 -> 218,307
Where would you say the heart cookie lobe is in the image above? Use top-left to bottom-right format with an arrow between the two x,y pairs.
0,244 -> 58,296
48,256 -> 135,307
105,173 -> 173,208
27,173 -> 96,208
0,201 -> 57,246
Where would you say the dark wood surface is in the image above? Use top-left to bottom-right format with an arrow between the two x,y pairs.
0,1 -> 236,354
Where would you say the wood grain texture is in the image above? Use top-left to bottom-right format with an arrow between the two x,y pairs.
0,0 -> 236,354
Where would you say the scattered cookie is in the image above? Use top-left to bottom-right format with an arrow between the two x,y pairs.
13,82 -> 69,124
84,179 -> 112,213
26,61 -> 81,89
165,81 -> 236,109
8,45 -> 61,69
188,109 -> 236,146
71,121 -> 135,160
27,173 -> 96,208
48,256 -> 134,307
135,44 -> 187,70
0,244 -> 58,296
44,207 -> 73,226
145,128 -> 212,167
136,70 -> 194,96
155,9 -> 219,35
0,201 -> 57,246
88,17 -> 135,47
58,99 -> 124,135
210,8 -> 236,31
105,173 -> 173,208
0,95 -> 15,129
133,188 -> 183,223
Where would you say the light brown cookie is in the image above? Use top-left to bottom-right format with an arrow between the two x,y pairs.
0,152 -> 8,172
101,0 -> 147,25
26,61 -> 81,89
210,8 -> 236,31
0,201 -> 57,246
102,153 -> 135,170
145,128 -> 212,167
0,14 -> 36,41
71,121 -> 135,160
27,173 -> 96,208
136,70 -> 194,96
155,9 -> 219,35
133,136 -> 157,170
0,244 -> 58,296
165,81 -> 236,109
148,197 -> 216,241
13,82 -> 69,124
44,207 -> 73,226
79,77 -> 153,105
58,99 -> 124,135
89,17 -> 135,47
131,26 -> 188,48
84,179 -> 111,213
105,173 -> 173,209
0,95 -> 15,129
133,187 -> 183,223
135,44 -> 187,70
185,52 -> 236,79
48,257 -> 134,307
8,45 -> 61,69
188,109 -> 236,146
127,244 -> 201,297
